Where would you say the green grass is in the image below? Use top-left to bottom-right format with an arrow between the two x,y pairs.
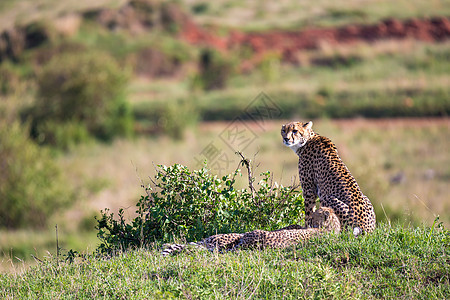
0,229 -> 98,273
1,224 -> 448,298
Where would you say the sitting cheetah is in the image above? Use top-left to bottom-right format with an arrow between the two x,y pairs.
281,121 -> 376,236
162,207 -> 339,256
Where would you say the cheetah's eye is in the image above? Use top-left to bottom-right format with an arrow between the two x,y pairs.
292,130 -> 298,134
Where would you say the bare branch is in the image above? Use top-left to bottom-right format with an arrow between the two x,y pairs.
236,151 -> 262,205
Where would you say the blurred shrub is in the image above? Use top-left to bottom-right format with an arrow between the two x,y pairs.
326,8 -> 367,21
158,99 -> 198,139
0,62 -> 21,95
257,51 -> 281,82
35,120 -> 91,150
96,164 -> 304,254
0,121 -> 72,229
133,47 -> 181,78
133,99 -> 198,139
28,50 -> 133,148
32,41 -> 87,66
23,20 -> 58,49
191,3 -> 209,14
160,2 -> 183,34
193,48 -> 234,90
0,20 -> 58,63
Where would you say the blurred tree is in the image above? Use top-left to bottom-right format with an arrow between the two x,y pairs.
0,121 -> 71,228
27,50 -> 133,148
196,48 -> 234,90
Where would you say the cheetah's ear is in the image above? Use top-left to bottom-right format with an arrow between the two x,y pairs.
303,121 -> 313,130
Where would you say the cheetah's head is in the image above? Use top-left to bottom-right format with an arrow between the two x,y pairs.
281,121 -> 314,152
307,207 -> 341,233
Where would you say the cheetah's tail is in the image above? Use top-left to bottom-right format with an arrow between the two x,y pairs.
161,243 -> 186,256
161,242 -> 201,256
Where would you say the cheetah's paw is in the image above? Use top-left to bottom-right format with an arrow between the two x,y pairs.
353,227 -> 362,237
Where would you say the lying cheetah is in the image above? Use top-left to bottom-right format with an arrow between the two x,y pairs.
232,206 -> 340,250
281,121 -> 376,236
162,207 -> 340,256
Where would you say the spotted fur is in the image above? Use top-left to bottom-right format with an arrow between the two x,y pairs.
162,233 -> 243,256
161,207 -> 340,256
232,207 -> 340,250
281,121 -> 376,236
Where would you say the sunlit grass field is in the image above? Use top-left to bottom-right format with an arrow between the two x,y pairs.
2,224 -> 449,298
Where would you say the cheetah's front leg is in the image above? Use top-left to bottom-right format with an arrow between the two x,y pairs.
321,197 -> 362,237
301,181 -> 318,220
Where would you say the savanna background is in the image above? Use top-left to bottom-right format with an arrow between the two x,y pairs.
0,0 -> 449,286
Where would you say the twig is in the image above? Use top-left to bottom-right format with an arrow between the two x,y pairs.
380,203 -> 391,228
132,160 -> 151,198
412,194 -> 437,217
237,152 -> 256,203
55,224 -> 59,266
271,182 -> 301,218
236,151 -> 263,205
31,254 -> 43,263
231,157 -> 242,183
149,162 -> 160,187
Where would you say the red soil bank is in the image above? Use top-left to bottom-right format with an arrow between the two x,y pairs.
181,17 -> 450,62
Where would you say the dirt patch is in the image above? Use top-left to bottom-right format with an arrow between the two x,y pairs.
184,17 -> 450,63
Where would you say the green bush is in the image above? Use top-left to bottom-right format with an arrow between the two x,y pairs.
191,3 -> 209,14
35,120 -> 91,150
0,121 -> 72,229
28,50 -> 133,148
96,163 -> 304,254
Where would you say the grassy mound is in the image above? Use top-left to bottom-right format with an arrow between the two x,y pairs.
1,224 -> 448,298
